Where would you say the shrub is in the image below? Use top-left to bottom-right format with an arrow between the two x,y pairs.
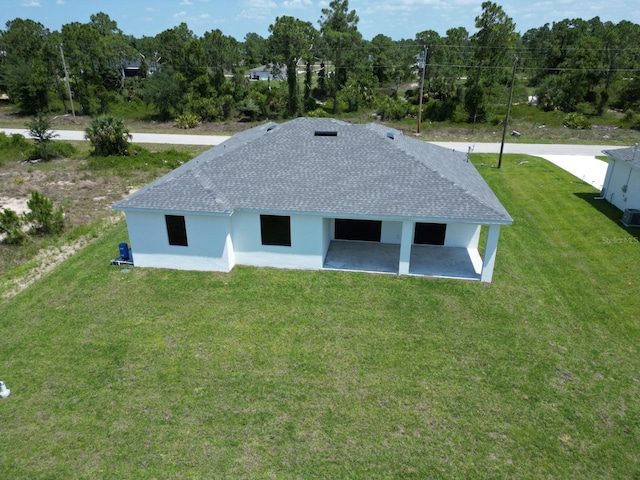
85,115 -> 132,156
563,112 -> 592,130
0,208 -> 27,245
423,98 -> 458,122
174,113 -> 201,129
47,142 -> 77,159
26,113 -> 58,161
23,191 -> 64,236
377,96 -> 410,121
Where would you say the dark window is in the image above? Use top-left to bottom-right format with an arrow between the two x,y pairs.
335,219 -> 382,242
414,223 -> 446,245
165,215 -> 188,246
260,215 -> 291,246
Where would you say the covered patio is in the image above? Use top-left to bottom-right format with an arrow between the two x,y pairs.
323,240 -> 483,281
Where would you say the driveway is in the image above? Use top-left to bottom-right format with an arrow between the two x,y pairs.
433,141 -> 611,190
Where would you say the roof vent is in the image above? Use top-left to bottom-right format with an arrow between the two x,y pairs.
314,130 -> 338,137
267,125 -> 277,132
386,132 -> 395,140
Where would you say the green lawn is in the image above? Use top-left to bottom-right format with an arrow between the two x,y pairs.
1,155 -> 639,478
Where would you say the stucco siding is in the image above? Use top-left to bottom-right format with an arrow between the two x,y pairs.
232,212 -> 325,270
381,221 -> 403,244
322,218 -> 331,260
604,160 -> 640,212
124,211 -> 233,271
444,223 -> 481,248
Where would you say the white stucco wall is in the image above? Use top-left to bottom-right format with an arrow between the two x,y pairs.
124,211 -> 233,272
231,212 -> 325,270
603,160 -> 640,212
322,218 -> 332,260
444,223 -> 481,248
381,221 -> 403,244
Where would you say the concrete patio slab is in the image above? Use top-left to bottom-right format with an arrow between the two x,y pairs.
323,240 -> 481,280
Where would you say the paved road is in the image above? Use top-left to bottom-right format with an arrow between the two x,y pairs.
1,128 -> 620,154
0,128 -> 229,146
1,127 -> 614,189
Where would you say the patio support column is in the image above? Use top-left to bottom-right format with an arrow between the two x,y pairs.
481,224 -> 501,282
398,220 -> 414,275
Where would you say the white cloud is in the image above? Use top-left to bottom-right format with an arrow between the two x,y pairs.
20,0 -> 41,6
56,0 -> 65,5
199,13 -> 210,19
173,10 -> 187,18
282,0 -> 312,8
179,0 -> 193,5
239,0 -> 278,20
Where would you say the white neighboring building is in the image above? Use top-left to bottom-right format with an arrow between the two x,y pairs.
113,118 -> 513,282
601,145 -> 640,225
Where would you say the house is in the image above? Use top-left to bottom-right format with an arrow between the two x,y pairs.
601,144 -> 640,225
248,64 -> 285,81
112,118 -> 513,282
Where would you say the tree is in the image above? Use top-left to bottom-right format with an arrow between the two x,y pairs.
1,19 -> 52,113
243,33 -> 268,68
143,65 -> 187,118
24,191 -> 64,236
85,115 -> 132,156
26,112 -> 58,161
268,16 -> 317,117
368,34 -> 397,85
319,0 -> 362,114
470,2 -> 518,88
202,29 -> 241,75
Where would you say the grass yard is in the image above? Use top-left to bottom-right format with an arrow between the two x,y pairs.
1,155 -> 639,478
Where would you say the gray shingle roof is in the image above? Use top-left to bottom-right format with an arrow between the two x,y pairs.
603,145 -> 640,169
113,118 -> 513,224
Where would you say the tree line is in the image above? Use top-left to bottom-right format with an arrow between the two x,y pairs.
1,0 -> 639,126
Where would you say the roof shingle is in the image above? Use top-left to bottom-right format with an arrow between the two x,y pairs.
113,118 -> 512,224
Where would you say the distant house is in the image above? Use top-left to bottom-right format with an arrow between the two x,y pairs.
601,144 -> 640,225
112,118 -> 513,282
249,64 -> 285,81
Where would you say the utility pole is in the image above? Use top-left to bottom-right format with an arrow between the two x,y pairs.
58,44 -> 76,123
417,46 -> 427,134
498,56 -> 518,169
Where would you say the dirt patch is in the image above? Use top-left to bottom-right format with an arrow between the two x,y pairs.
0,154 -> 169,297
0,196 -> 29,215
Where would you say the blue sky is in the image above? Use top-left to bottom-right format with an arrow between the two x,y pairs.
2,0 -> 638,40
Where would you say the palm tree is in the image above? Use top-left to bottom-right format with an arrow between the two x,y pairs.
84,115 -> 132,156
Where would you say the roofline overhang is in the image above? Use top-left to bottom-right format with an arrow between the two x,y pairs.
603,149 -> 640,170
112,206 -> 233,217
113,204 -> 513,225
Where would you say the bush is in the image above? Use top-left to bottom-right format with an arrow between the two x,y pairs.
377,96 -> 410,121
23,191 -> 65,236
85,115 -> 132,156
563,112 -> 592,130
174,113 -> 201,129
46,142 -> 77,159
0,208 -> 27,245
423,98 -> 458,122
26,113 -> 58,161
